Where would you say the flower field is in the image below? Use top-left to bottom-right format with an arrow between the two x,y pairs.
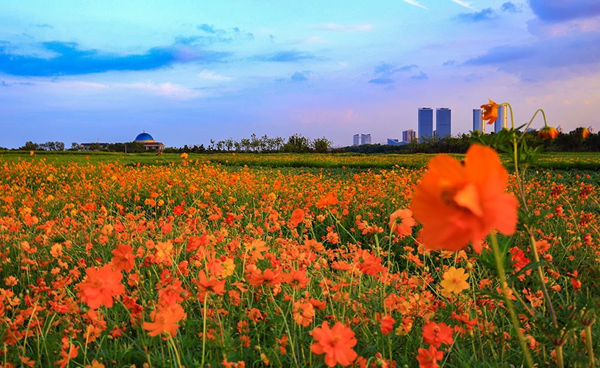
0,149 -> 598,367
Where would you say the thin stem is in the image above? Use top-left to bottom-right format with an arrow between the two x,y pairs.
489,232 -> 534,368
585,324 -> 595,368
200,294 -> 208,367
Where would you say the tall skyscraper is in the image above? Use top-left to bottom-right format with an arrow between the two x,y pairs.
418,108 -> 433,139
402,129 -> 416,143
473,108 -> 483,132
495,105 -> 507,133
353,134 -> 360,146
436,108 -> 451,138
360,134 -> 371,145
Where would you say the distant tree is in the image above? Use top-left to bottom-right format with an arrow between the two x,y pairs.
312,137 -> 332,153
21,141 -> 39,150
282,134 -> 311,153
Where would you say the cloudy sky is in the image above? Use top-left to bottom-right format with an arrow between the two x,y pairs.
1,0 -> 599,148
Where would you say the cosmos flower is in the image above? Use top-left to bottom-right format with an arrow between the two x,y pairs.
410,144 -> 518,253
416,345 -> 444,368
480,99 -> 499,125
538,126 -> 559,139
440,267 -> 469,297
389,209 -> 415,238
422,321 -> 454,348
311,321 -> 358,367
77,264 -> 125,309
143,303 -> 187,338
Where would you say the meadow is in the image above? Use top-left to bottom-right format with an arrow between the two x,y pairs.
0,150 -> 597,367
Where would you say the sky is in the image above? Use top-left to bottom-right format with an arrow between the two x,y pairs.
1,0 -> 600,148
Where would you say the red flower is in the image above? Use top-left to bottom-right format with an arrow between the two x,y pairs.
77,264 -> 125,309
111,244 -> 135,272
417,345 -> 444,368
380,315 -> 395,335
422,321 -> 454,348
311,321 -> 358,367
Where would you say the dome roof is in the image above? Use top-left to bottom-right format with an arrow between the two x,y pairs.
135,132 -> 154,142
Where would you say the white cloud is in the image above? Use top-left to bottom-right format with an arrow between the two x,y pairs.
198,70 -> 232,82
402,0 -> 428,9
449,0 -> 474,10
317,23 -> 372,32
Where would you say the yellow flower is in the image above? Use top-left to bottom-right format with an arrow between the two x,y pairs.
440,267 -> 469,297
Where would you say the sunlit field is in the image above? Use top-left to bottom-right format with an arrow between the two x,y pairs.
0,151 -> 597,367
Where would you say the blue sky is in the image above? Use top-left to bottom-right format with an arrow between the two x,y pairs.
1,0 -> 600,148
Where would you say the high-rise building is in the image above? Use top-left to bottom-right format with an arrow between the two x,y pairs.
418,108 -> 433,139
495,105 -> 507,133
402,129 -> 416,143
360,134 -> 371,145
436,108 -> 451,138
353,134 -> 360,146
473,108 -> 483,132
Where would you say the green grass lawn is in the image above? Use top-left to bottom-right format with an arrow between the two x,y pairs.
1,150 -> 599,170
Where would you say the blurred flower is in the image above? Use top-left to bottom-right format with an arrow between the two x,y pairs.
581,127 -> 590,139
180,152 -> 189,159
538,126 -> 559,139
380,315 -> 395,335
410,144 -> 518,253
311,321 -> 358,367
480,99 -> 499,125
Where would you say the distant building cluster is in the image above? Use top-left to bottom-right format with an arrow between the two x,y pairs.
418,107 -> 452,139
358,104 -> 519,146
352,133 -> 371,146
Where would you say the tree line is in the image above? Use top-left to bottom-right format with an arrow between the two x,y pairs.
3,129 -> 598,154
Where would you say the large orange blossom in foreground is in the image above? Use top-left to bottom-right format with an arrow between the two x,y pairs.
410,144 -> 518,253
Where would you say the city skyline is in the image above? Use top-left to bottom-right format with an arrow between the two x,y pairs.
2,0 -> 600,148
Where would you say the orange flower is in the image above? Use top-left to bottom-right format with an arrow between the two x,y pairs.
422,321 -> 454,348
111,244 -> 135,272
480,99 -> 499,125
389,209 -> 415,237
416,345 -> 444,368
29,150 -> 34,156
538,126 -> 559,139
143,303 -> 186,338
77,264 -> 125,309
440,267 -> 469,297
316,193 -> 339,209
292,301 -> 315,327
289,208 -> 305,228
581,127 -> 590,138
410,144 -> 518,253
311,321 -> 358,367
194,271 -> 226,299
180,152 -> 188,159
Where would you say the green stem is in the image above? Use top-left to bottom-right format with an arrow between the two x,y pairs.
200,294 -> 208,367
489,232 -> 534,368
585,324 -> 595,368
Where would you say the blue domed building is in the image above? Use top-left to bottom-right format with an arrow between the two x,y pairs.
135,131 -> 165,151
